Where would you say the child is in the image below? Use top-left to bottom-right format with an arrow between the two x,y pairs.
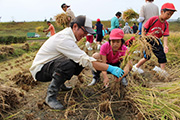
88,29 -> 132,87
132,3 -> 176,76
94,18 -> 104,50
86,34 -> 94,50
125,36 -> 135,48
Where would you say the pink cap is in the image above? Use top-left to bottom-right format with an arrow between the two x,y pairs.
109,28 -> 124,40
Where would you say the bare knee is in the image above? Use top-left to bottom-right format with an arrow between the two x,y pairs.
92,52 -> 101,59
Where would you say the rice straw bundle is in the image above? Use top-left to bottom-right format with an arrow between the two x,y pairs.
36,26 -> 44,32
55,13 -> 69,28
123,9 -> 139,22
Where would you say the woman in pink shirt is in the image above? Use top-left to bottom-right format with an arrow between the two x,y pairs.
88,29 -> 132,87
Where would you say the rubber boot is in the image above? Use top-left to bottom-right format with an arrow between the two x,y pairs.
88,70 -> 101,86
45,72 -> 65,110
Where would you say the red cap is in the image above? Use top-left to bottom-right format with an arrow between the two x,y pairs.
97,18 -> 100,22
109,28 -> 124,40
161,3 -> 176,11
125,36 -> 135,46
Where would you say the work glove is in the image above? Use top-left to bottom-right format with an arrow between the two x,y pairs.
107,65 -> 124,78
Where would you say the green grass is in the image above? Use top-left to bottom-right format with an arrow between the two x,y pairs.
1,21 -> 179,38
0,21 -> 63,37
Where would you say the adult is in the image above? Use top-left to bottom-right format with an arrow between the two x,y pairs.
43,21 -> 55,36
138,0 -> 159,26
110,12 -> 122,31
61,3 -> 75,25
30,15 -> 124,110
123,22 -> 132,34
88,29 -> 132,87
94,18 -> 104,50
132,23 -> 138,34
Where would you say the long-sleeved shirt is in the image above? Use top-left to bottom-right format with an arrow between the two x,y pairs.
30,27 -> 96,81
139,1 -> 159,26
110,16 -> 119,31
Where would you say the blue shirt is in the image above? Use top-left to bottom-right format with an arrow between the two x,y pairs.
110,17 -> 119,31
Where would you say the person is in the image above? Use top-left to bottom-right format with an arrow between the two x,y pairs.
132,3 -> 177,76
43,21 -> 55,36
30,15 -> 125,110
123,22 -> 132,34
138,0 -> 159,26
88,28 -> 132,87
110,12 -> 122,31
61,3 -> 75,25
86,33 -> 94,50
118,23 -> 122,29
94,18 -> 104,50
132,23 -> 138,34
125,36 -> 135,48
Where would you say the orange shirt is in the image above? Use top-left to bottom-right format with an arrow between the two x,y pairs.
48,24 -> 55,36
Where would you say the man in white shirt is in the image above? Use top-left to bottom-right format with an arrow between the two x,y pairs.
30,15 -> 124,110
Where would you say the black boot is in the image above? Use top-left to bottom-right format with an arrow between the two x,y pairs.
88,70 -> 101,86
45,72 -> 65,110
60,84 -> 72,91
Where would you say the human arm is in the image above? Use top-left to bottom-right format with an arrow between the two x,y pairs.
114,18 -> 120,28
136,30 -> 140,35
139,5 -> 145,23
43,25 -> 51,34
142,27 -> 146,36
101,55 -> 110,87
163,36 -> 168,53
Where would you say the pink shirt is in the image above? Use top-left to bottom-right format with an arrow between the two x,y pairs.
144,16 -> 169,38
100,42 -> 127,64
49,24 -> 55,36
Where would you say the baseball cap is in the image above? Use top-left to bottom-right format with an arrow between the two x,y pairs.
125,36 -> 135,46
161,3 -> 176,11
97,18 -> 100,22
73,15 -> 95,34
109,28 -> 124,40
61,3 -> 70,9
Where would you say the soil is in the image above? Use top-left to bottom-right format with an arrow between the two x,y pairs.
0,41 -> 179,120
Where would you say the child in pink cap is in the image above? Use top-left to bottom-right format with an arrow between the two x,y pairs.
88,28 -> 132,87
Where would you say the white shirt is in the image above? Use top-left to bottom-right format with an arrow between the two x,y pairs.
30,27 -> 96,81
139,1 -> 159,25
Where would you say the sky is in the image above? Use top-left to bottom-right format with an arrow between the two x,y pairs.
0,0 -> 179,22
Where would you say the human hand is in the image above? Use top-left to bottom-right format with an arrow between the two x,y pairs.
107,65 -> 124,78
114,77 -> 122,82
164,46 -> 168,53
103,78 -> 109,88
